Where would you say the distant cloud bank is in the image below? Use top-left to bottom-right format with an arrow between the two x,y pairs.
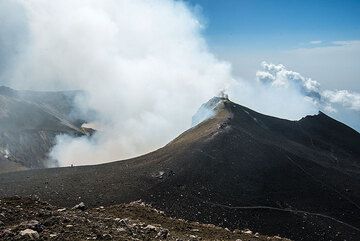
256,61 -> 360,113
309,40 -> 322,44
322,90 -> 360,111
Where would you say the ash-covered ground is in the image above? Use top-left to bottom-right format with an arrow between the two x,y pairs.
1,97 -> 360,241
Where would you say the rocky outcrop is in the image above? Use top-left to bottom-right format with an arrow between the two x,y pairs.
0,197 -> 290,241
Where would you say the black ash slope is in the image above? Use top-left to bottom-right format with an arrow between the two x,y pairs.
1,97 -> 360,241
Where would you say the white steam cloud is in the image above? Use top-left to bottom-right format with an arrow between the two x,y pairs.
1,1 -> 359,167
256,62 -> 321,98
5,0 -> 233,166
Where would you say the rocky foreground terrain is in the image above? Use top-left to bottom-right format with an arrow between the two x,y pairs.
0,197 -> 290,241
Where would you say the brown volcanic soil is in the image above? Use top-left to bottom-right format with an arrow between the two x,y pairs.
0,197 -> 290,241
0,97 -> 360,241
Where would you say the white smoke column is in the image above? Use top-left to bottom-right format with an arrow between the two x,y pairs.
9,0 -> 233,166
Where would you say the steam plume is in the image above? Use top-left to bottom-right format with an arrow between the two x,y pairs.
1,1 -> 359,166
4,0 -> 233,166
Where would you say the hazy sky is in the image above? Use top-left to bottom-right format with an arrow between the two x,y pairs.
187,0 -> 360,92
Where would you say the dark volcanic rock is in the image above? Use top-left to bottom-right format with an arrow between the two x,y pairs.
0,98 -> 360,241
72,202 -> 86,211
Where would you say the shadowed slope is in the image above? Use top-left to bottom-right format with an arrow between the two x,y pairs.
0,97 -> 359,241
0,86 -> 89,171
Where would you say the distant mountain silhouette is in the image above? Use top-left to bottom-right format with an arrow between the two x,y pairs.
1,96 -> 359,241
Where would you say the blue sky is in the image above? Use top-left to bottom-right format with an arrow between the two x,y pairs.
187,0 -> 360,50
185,0 -> 360,92
0,0 -> 359,91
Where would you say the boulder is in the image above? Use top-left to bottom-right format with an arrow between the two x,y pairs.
19,229 -> 39,240
72,202 -> 86,211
